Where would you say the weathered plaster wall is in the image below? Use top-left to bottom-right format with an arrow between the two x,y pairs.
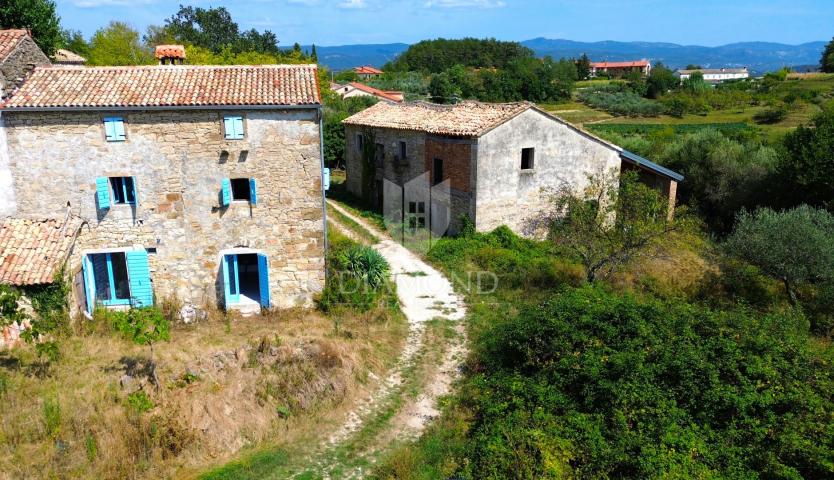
0,113 -> 16,217
3,109 -> 325,310
0,37 -> 50,99
475,109 -> 622,236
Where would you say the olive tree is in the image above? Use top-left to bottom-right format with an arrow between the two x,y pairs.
725,205 -> 834,306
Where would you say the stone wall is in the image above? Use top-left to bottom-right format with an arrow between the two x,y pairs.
0,36 -> 50,99
475,109 -> 622,237
2,108 -> 325,311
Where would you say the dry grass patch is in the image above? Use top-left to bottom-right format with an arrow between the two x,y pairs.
0,306 -> 406,479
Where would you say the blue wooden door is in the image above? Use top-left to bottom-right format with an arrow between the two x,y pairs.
222,254 -> 240,305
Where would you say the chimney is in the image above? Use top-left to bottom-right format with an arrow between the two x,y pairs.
154,45 -> 186,65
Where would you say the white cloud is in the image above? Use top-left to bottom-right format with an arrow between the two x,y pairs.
424,0 -> 506,7
338,0 -> 368,9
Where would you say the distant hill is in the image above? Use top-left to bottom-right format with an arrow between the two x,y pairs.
310,39 -> 826,75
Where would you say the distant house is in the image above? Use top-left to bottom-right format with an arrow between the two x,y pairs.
675,67 -> 749,83
590,60 -> 651,77
353,65 -> 384,80
0,29 -> 50,99
52,49 -> 86,66
342,101 -> 682,237
331,82 -> 404,103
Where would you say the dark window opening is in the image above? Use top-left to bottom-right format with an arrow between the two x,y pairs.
399,141 -> 407,160
110,177 -> 136,204
231,178 -> 251,201
433,158 -> 444,186
375,143 -> 385,167
356,134 -> 364,152
90,252 -> 130,304
521,148 -> 535,170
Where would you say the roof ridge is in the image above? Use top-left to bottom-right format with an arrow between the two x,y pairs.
36,63 -> 317,71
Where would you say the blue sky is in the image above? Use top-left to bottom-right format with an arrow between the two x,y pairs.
55,0 -> 834,46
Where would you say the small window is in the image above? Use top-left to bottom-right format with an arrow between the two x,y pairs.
521,148 -> 535,170
356,134 -> 364,152
399,141 -> 407,160
110,177 -> 136,205
224,116 -> 245,140
103,117 -> 126,142
230,178 -> 251,201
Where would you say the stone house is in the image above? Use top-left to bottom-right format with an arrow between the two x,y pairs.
353,65 -> 383,80
0,29 -> 51,99
590,60 -> 652,77
0,63 -> 327,315
342,101 -> 682,237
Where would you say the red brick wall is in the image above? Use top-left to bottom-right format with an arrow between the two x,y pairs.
425,138 -> 471,192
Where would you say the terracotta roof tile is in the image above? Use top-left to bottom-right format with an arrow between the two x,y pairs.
2,64 -> 321,109
348,82 -> 403,103
343,101 -> 532,137
0,217 -> 83,286
354,65 -> 383,75
53,49 -> 86,65
0,29 -> 29,62
591,60 -> 650,68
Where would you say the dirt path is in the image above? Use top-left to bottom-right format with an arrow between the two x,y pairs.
303,201 -> 467,478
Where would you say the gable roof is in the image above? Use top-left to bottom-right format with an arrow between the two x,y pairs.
343,101 -> 532,137
347,82 -> 403,103
0,29 -> 29,62
0,217 -> 83,286
591,60 -> 650,68
1,64 -> 321,110
354,65 -> 383,75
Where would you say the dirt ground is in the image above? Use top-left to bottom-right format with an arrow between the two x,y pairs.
0,306 -> 406,480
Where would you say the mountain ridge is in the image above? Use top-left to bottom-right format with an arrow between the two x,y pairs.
306,38 -> 826,74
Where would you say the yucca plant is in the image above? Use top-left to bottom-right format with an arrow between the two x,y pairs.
337,245 -> 390,289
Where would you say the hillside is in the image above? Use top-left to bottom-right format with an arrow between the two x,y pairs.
311,39 -> 826,74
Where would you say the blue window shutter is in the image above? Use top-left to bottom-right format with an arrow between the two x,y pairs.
126,250 -> 153,307
103,118 -> 116,141
249,178 -> 257,205
113,119 -> 126,141
223,117 -> 235,139
323,168 -> 331,191
81,255 -> 95,314
233,117 -> 244,139
129,176 -> 137,205
221,255 -> 231,306
221,178 -> 231,207
96,177 -> 110,209
257,254 -> 270,309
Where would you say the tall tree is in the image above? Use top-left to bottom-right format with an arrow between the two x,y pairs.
59,29 -> 89,57
0,0 -> 62,56
576,53 -> 591,80
87,22 -> 154,66
821,37 -> 834,73
645,62 -> 677,98
311,44 -> 318,62
163,5 -> 279,55
779,108 -> 834,210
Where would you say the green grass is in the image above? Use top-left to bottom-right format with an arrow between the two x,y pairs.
327,204 -> 379,244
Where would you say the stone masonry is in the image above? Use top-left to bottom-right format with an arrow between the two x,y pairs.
0,35 -> 50,99
2,108 -> 325,310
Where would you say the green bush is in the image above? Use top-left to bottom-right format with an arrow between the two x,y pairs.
319,240 -> 393,313
465,286 -> 834,478
127,391 -> 154,414
578,86 -> 664,117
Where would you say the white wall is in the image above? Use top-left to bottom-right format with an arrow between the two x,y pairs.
475,109 -> 621,237
0,112 -> 17,217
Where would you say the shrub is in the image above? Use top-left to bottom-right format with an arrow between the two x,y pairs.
578,87 -> 664,117
319,241 -> 393,313
126,391 -> 154,414
467,286 -> 834,478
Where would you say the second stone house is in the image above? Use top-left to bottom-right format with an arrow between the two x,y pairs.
342,101 -> 682,237
0,63 -> 327,314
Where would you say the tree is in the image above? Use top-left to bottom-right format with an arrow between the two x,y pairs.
682,70 -> 708,93
726,205 -> 834,305
311,44 -> 318,62
59,29 -> 89,57
646,62 -> 677,98
143,24 -> 176,48
87,22 -> 154,66
163,5 -> 279,55
549,171 -> 686,283
429,72 -> 458,103
576,53 -> 591,80
0,0 -> 62,56
779,108 -> 834,210
110,308 -> 170,388
820,37 -> 834,73
685,64 -> 703,70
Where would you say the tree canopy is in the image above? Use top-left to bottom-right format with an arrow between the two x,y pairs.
161,5 -> 279,55
0,0 -> 62,56
779,108 -> 834,210
87,22 -> 154,66
384,37 -> 534,73
820,37 -> 834,73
